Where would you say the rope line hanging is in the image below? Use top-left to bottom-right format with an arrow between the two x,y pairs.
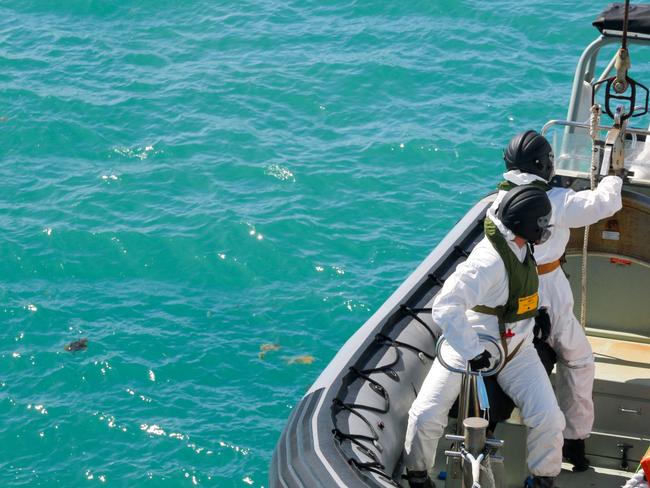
614,0 -> 632,94
582,0 -> 634,327
581,104 -> 601,328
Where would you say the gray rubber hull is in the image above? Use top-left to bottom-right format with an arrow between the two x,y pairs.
271,195 -> 496,488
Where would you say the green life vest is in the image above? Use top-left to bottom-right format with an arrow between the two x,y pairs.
497,179 -> 551,192
472,218 -> 539,361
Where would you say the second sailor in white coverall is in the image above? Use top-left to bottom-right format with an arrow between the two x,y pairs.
404,185 -> 564,488
492,129 -> 623,471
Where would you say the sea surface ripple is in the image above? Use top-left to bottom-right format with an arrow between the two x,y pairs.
0,1 -> 613,486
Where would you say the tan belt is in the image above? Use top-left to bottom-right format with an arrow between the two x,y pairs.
537,259 -> 561,275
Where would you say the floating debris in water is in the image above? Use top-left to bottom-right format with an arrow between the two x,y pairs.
259,343 -> 281,359
287,354 -> 316,365
64,338 -> 88,352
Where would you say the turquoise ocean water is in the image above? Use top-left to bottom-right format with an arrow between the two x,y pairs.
0,1 -> 618,486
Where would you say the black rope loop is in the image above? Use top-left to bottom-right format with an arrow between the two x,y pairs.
332,398 -> 382,438
348,458 -> 401,487
346,367 -> 390,413
409,307 -> 432,313
375,333 -> 435,361
356,340 -> 401,376
454,245 -> 470,258
428,273 -> 445,287
401,305 -> 437,341
333,427 -> 379,457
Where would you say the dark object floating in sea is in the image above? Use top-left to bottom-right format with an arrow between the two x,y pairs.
65,338 -> 88,352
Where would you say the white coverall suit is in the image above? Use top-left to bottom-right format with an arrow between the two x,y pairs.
491,170 -> 622,439
404,213 -> 565,477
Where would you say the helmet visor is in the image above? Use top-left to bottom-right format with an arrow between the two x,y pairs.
546,150 -> 555,179
536,212 -> 552,244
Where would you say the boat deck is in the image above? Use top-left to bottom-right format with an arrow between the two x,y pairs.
417,334 -> 650,487
424,457 -> 633,488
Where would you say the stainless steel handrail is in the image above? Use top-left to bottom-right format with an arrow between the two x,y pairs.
541,119 -> 650,138
567,35 -> 650,125
435,334 -> 505,377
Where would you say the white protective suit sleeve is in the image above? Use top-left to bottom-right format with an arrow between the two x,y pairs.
431,247 -> 503,362
553,175 -> 622,228
502,169 -> 546,186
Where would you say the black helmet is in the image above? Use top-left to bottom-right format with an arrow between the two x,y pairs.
504,130 -> 554,181
497,184 -> 552,244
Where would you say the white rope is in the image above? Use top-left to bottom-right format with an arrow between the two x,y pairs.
581,104 -> 601,327
460,449 -> 497,488
461,449 -> 486,488
478,457 -> 496,488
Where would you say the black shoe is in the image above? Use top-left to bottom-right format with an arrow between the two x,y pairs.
562,438 -> 590,472
406,470 -> 436,488
529,476 -> 555,488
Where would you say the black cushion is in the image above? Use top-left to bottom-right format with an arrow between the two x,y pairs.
593,3 -> 650,37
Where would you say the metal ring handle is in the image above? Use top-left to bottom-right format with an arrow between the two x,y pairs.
435,334 -> 505,377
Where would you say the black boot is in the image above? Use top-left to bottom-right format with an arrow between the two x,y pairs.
529,476 -> 555,488
562,438 -> 590,472
406,470 -> 436,488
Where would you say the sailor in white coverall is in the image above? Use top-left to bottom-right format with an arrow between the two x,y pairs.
404,185 -> 564,488
492,130 -> 622,471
